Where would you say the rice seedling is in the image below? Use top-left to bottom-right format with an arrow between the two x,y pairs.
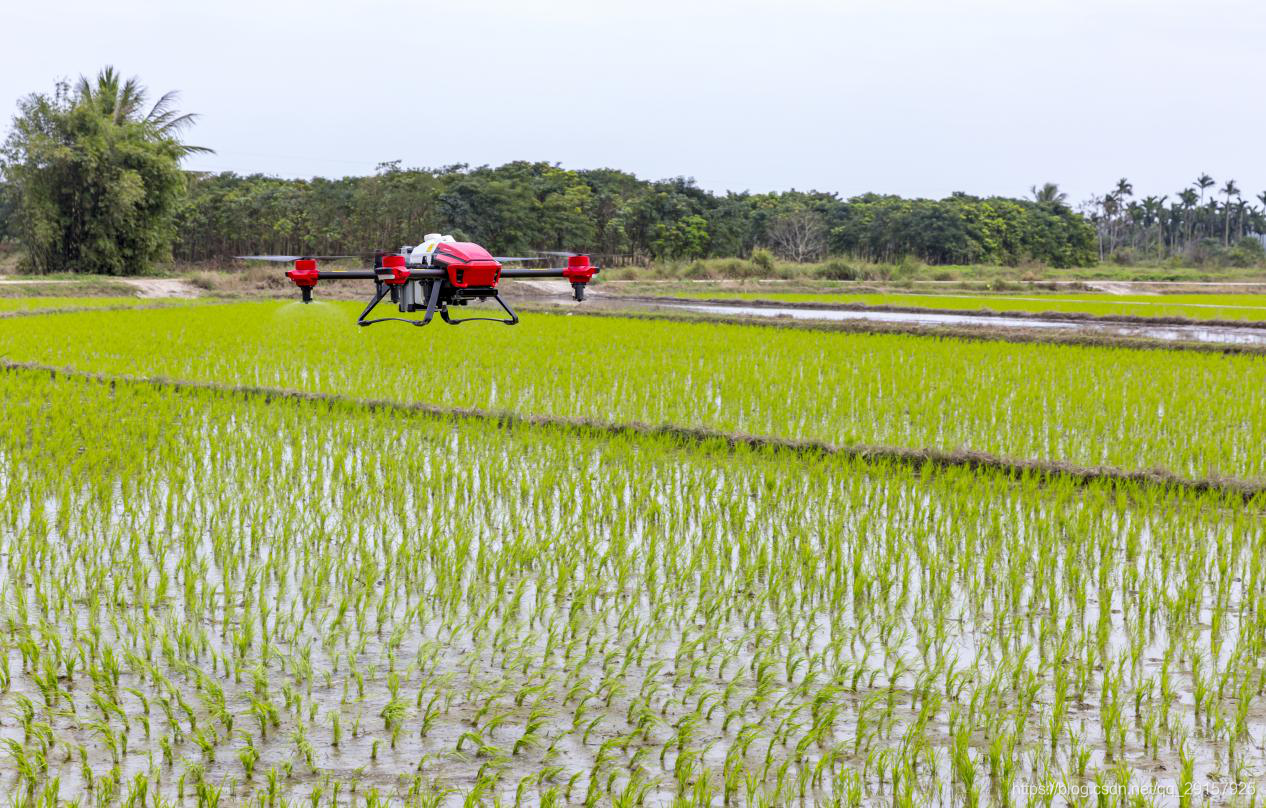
2,306 -> 1264,804
4,303 -> 1266,483
0,296 -> 157,313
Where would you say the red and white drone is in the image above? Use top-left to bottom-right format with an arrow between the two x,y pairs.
240,234 -> 598,327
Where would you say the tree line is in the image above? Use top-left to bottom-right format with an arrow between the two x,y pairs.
5,69 -> 1262,274
171,165 -> 1099,268
1078,177 -> 1266,265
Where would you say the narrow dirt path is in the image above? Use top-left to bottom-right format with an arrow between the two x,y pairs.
118,278 -> 200,298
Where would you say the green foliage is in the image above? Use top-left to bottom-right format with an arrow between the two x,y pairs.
1223,236 -> 1266,268
0,69 -> 202,275
829,192 -> 1097,267
173,167 -> 1100,269
0,179 -> 15,242
814,259 -> 859,280
1086,175 -> 1266,261
749,247 -> 775,273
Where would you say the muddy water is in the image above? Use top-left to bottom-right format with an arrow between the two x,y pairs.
5,377 -> 1266,806
673,303 -> 1266,346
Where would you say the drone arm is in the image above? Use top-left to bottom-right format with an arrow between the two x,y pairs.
291,269 -> 447,283
501,257 -> 599,301
499,268 -> 573,277
287,267 -> 446,303
310,270 -> 376,280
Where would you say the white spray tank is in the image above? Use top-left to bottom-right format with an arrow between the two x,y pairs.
406,233 -> 457,266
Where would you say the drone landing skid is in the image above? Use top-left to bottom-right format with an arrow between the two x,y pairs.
441,294 -> 519,326
357,281 -> 518,328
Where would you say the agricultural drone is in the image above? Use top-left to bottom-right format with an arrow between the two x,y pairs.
240,234 -> 598,327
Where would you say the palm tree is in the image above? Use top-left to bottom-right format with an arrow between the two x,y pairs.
1141,196 -> 1166,253
1166,201 -> 1184,253
1178,188 -> 1198,246
1195,173 -> 1215,203
1221,179 -> 1240,245
1030,182 -> 1068,205
1102,192 -> 1121,255
74,66 -> 210,154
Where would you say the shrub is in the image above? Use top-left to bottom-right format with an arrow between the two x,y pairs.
682,260 -> 712,280
1222,237 -> 1266,268
816,259 -> 859,281
750,248 -> 775,274
1108,248 -> 1138,267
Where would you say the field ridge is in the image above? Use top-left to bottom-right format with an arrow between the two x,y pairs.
6,357 -> 1263,502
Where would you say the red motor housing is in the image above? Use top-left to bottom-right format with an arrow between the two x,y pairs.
286,258 -> 320,288
563,255 -> 596,285
380,254 -> 410,285
435,242 -> 501,288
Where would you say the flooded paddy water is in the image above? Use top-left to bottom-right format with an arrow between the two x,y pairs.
2,364 -> 1265,807
671,303 -> 1266,347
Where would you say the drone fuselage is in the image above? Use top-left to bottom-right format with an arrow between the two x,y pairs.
283,237 -> 597,327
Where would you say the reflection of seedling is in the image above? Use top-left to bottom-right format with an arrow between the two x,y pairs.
292,724 -> 316,769
330,710 -> 342,747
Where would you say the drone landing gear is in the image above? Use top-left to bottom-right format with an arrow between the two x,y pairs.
356,281 -> 519,327
357,281 -> 442,327
441,294 -> 518,326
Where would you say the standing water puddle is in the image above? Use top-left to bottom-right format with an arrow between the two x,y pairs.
675,303 -> 1266,346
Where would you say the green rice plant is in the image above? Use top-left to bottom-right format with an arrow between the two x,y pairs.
0,362 -> 1263,805
8,303 -> 1266,482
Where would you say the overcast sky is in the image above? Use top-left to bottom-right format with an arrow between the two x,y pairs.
4,0 -> 1264,206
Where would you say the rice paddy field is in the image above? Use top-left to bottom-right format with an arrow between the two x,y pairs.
2,299 -> 1265,806
0,297 -> 160,313
647,291 -> 1266,323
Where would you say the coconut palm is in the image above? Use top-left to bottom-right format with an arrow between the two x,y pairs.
1030,182 -> 1067,205
74,66 -> 211,154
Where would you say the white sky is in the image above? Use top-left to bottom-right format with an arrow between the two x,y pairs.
4,0 -> 1265,205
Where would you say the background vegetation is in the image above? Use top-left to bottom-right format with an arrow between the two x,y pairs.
0,69 -> 205,274
1080,176 -> 1266,267
2,70 -> 1265,276
169,165 -> 1100,268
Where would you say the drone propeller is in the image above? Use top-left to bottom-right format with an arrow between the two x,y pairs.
492,256 -> 551,262
236,254 -> 361,262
